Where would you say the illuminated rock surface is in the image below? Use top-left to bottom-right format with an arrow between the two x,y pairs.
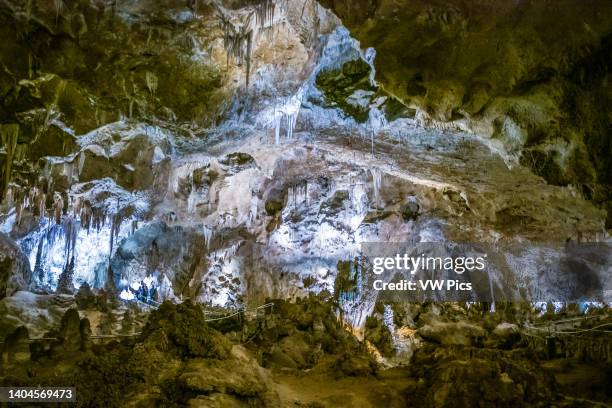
0,0 -> 610,406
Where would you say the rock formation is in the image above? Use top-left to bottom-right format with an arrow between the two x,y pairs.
320,0 -> 612,227
0,0 -> 610,406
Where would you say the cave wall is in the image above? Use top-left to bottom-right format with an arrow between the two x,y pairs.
0,232 -> 30,299
319,0 -> 612,226
0,0 -> 234,201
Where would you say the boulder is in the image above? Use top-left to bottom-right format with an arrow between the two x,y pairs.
364,315 -> 395,357
334,352 -> 378,378
220,152 -> 256,175
264,346 -> 298,370
1,326 -> 30,365
180,346 -> 279,406
188,394 -> 245,408
489,322 -> 521,349
418,320 -> 486,346
78,145 -> 113,183
410,344 -> 557,407
428,359 -> 523,408
276,333 -> 312,368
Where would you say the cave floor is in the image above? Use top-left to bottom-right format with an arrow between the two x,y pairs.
271,359 -> 414,407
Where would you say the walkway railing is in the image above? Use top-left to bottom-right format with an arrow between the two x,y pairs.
1,303 -> 275,344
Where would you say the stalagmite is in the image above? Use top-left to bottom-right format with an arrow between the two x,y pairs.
57,255 -> 75,294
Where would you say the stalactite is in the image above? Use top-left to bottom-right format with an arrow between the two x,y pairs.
109,212 -> 123,255
5,186 -> 13,208
54,0 -> 63,24
0,124 -> 19,200
218,0 -> 283,89
288,180 -> 308,207
33,237 -> 45,282
145,71 -> 158,95
274,112 -> 282,145
370,168 -> 382,207
287,111 -> 297,139
246,30 -> 253,87
52,192 -> 64,224
91,207 -> 105,232
255,0 -> 275,28
221,18 -> 255,87
15,199 -> 22,226
38,191 -> 46,219
271,87 -> 304,145
62,216 -> 78,260
203,225 -> 214,250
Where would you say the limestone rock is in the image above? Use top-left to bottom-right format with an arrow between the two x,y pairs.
320,0 -> 612,226
265,188 -> 286,216
1,326 -> 30,365
410,345 -> 557,407
180,346 -> 280,407
418,320 -> 486,346
57,307 -> 82,352
0,233 -> 31,300
334,352 -> 378,378
140,301 -> 232,360
488,322 -> 521,349
75,283 -> 96,309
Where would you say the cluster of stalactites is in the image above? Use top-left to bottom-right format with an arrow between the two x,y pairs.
6,183 -> 132,291
287,180 -> 308,207
222,19 -> 254,87
26,192 -> 130,292
6,184 -> 114,232
70,195 -> 114,233
255,0 -> 275,28
5,185 -> 48,226
30,214 -> 78,291
218,0 -> 289,87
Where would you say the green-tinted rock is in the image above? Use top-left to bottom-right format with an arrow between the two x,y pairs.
316,58 -> 376,123
141,301 -> 232,360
